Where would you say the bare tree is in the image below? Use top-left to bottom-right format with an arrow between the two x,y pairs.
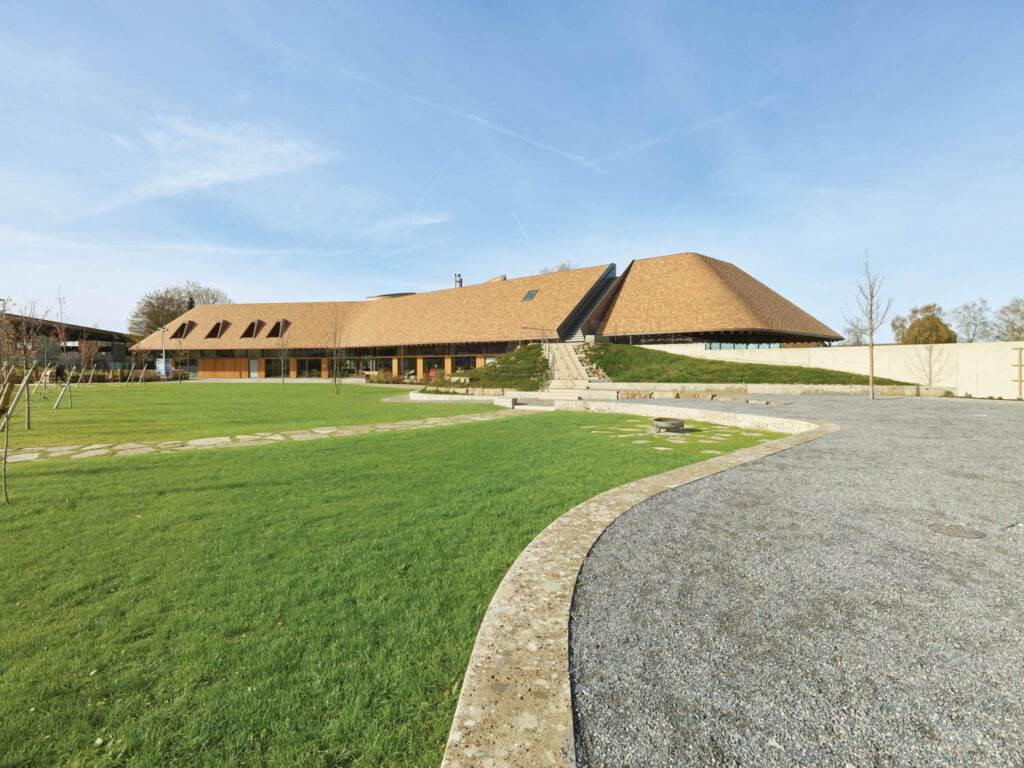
52,290 -> 71,373
9,301 -> 48,372
126,281 -> 232,338
538,261 -> 580,274
275,320 -> 289,385
330,310 -> 344,395
79,337 -> 99,371
0,299 -> 14,372
840,325 -> 865,346
950,299 -> 993,343
994,298 -> 1024,341
843,254 -> 894,400
184,281 -> 231,306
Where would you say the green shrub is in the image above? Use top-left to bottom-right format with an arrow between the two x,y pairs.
903,315 -> 957,344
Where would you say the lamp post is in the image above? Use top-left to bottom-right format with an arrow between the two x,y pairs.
158,326 -> 168,380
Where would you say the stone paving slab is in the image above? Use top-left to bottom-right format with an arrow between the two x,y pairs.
4,408 -> 525,465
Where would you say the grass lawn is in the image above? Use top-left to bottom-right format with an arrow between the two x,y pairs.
2,383 -> 497,450
585,343 -> 911,385
0,409 -> 780,767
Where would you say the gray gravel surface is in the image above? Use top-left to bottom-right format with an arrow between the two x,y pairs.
570,395 -> 1023,767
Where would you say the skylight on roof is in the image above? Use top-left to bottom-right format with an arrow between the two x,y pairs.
267,320 -> 287,338
522,290 -> 539,301
169,321 -> 191,340
240,320 -> 263,339
205,321 -> 226,339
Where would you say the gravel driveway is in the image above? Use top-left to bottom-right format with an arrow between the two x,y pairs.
570,395 -> 1023,767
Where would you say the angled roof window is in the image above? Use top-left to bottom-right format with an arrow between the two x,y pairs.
169,321 -> 193,340
267,319 -> 287,338
205,320 -> 227,339
522,290 -> 539,301
240,320 -> 263,339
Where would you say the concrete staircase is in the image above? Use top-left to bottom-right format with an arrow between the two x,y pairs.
546,342 -> 590,387
561,275 -> 617,343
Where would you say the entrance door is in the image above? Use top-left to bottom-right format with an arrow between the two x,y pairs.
249,359 -> 259,378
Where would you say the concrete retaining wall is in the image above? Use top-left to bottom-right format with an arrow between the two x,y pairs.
587,381 -> 945,398
641,341 -> 1024,400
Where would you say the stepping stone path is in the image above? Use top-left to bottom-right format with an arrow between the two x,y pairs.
5,409 -> 525,465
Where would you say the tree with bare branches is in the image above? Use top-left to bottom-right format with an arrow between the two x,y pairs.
539,261 -> 580,274
8,301 -> 48,372
126,281 -> 232,338
330,310 -> 344,395
950,299 -> 993,343
843,254 -> 894,400
0,299 -> 14,373
52,290 -> 71,374
79,337 -> 99,371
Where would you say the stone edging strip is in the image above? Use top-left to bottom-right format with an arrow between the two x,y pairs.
5,409 -> 524,464
441,417 -> 840,768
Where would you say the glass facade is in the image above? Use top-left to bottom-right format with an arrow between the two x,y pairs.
423,357 -> 445,380
264,358 -> 287,378
295,358 -> 323,378
704,342 -> 781,350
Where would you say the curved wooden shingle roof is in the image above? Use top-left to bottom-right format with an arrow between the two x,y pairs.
598,252 -> 841,341
132,264 -> 611,351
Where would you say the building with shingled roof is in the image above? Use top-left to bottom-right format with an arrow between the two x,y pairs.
131,253 -> 841,380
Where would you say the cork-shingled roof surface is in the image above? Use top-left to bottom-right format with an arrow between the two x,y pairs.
597,252 -> 842,340
133,265 -> 611,351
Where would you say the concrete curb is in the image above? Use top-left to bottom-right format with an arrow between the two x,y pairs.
440,412 -> 839,768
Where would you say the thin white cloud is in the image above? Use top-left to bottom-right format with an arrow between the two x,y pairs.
511,209 -> 534,246
689,92 -> 791,132
596,131 -> 676,164
322,63 -> 606,174
85,115 -> 332,217
359,212 -> 450,239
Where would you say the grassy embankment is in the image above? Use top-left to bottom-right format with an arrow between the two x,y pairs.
585,343 -> 911,386
0,384 -> 781,767
431,343 -> 550,392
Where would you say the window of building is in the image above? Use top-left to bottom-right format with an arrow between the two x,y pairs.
205,321 -> 226,339
264,358 -> 287,377
296,358 -> 322,378
240,320 -> 263,339
169,321 -> 192,340
522,290 -> 538,301
267,320 -> 287,338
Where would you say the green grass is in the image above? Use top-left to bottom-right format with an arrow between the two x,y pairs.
3,383 -> 497,449
585,343 -> 911,386
438,344 -> 550,391
0,411 -> 780,767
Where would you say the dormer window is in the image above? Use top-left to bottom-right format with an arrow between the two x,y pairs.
169,321 -> 193,340
205,321 -> 227,339
267,319 -> 287,338
240,320 -> 263,339
522,290 -> 538,301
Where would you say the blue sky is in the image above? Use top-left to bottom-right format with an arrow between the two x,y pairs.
2,1 -> 1022,338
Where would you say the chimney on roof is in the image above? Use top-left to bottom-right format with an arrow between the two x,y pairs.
453,273 -> 463,288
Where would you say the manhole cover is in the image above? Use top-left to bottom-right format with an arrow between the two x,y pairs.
929,523 -> 986,539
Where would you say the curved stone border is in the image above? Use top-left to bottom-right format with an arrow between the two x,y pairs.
441,415 -> 839,768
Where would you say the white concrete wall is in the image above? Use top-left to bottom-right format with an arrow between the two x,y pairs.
640,341 -> 1024,399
